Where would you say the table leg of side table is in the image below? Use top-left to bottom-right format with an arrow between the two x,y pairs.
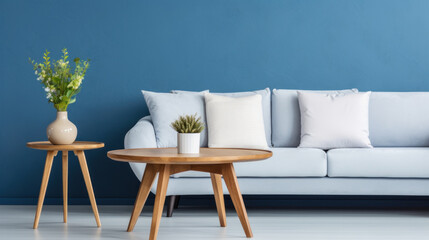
33,150 -> 58,229
211,173 -> 226,227
222,163 -> 253,238
74,150 -> 101,227
62,151 -> 68,223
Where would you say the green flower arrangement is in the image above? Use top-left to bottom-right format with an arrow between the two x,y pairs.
30,49 -> 89,111
171,114 -> 205,133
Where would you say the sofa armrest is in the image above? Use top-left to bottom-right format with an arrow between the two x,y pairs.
124,116 -> 157,149
124,116 -> 157,181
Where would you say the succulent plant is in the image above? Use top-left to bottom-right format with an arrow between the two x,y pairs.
171,113 -> 205,133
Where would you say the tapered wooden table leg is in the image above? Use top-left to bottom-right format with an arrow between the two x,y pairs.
75,150 -> 101,227
62,151 -> 68,223
149,165 -> 170,240
33,150 -> 57,229
127,164 -> 159,232
223,163 -> 253,238
211,173 -> 226,227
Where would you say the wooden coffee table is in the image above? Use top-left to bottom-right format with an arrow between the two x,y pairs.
107,148 -> 272,240
27,141 -> 104,229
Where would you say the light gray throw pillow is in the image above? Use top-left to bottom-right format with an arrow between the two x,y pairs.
142,90 -> 208,147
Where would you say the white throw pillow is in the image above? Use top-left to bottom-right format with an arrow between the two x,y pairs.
205,93 -> 268,149
298,91 -> 373,150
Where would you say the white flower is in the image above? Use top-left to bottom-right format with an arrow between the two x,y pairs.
34,70 -> 38,74
44,87 -> 50,92
58,60 -> 68,67
46,93 -> 52,99
37,76 -> 41,81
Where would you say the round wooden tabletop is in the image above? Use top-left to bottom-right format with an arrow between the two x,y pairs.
107,148 -> 273,164
27,141 -> 105,151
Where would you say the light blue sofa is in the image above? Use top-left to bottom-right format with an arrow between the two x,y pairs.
125,89 -> 429,216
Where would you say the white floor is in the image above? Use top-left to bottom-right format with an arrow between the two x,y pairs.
1,205 -> 429,240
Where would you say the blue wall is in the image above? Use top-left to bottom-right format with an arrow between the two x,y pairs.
1,0 -> 429,204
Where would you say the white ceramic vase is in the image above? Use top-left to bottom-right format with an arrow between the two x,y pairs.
47,111 -> 77,145
177,133 -> 200,154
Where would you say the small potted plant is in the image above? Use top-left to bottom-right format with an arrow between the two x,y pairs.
171,114 -> 204,154
30,49 -> 89,144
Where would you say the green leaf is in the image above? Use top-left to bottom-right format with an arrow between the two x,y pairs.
170,113 -> 205,133
73,87 -> 81,96
66,90 -> 73,98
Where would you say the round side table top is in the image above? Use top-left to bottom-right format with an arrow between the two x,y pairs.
107,148 -> 273,164
27,141 -> 104,151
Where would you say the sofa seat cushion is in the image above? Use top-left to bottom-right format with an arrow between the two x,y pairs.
328,148 -> 429,178
173,148 -> 327,178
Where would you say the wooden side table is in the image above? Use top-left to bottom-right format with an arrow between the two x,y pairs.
27,141 -> 104,229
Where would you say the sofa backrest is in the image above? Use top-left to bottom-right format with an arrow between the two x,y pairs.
271,90 -> 429,148
369,92 -> 429,147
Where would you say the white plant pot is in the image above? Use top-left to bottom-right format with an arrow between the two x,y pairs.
177,133 -> 200,154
